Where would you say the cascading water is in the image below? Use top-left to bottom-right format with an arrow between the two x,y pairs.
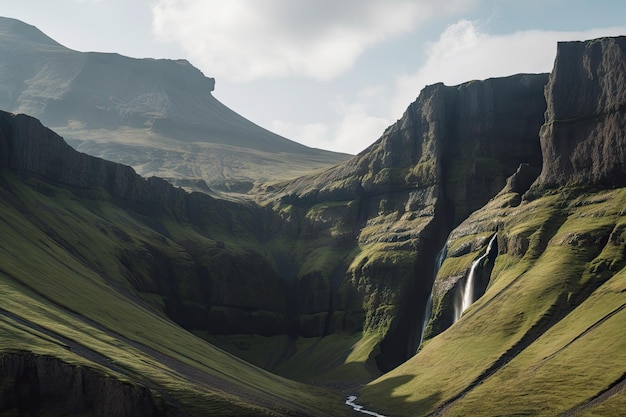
454,233 -> 497,322
415,242 -> 448,353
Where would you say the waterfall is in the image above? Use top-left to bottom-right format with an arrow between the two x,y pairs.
455,233 -> 497,322
415,242 -> 448,353
419,294 -> 432,347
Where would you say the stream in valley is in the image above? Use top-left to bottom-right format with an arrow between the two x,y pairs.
345,396 -> 388,417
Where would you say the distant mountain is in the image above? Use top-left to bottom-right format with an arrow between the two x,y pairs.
0,17 -> 348,194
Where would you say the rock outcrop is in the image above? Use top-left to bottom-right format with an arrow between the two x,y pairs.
0,110 -> 188,218
533,36 -> 626,189
428,35 -> 626,341
0,352 -> 164,417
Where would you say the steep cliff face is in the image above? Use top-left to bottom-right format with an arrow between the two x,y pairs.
426,37 -> 626,352
429,36 -> 626,340
0,352 -> 163,417
534,36 -> 626,189
0,110 -> 187,217
359,35 -> 626,417
266,73 -> 548,370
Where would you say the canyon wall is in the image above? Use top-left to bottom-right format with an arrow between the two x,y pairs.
0,352 -> 165,417
534,36 -> 626,189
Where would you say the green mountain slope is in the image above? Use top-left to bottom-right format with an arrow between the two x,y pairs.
254,72 -> 549,374
359,186 -> 626,416
0,171 -> 347,416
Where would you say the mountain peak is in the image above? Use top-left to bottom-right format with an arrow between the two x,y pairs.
0,17 -> 349,191
0,16 -> 65,49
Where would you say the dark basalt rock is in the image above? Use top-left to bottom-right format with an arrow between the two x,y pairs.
429,35 -> 626,342
533,36 -> 626,190
507,163 -> 541,196
269,73 -> 548,369
0,352 -> 165,417
0,110 -> 188,218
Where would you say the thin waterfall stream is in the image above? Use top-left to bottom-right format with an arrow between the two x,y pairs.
454,233 -> 497,322
346,234 -> 497,415
415,242 -> 448,353
346,241 -> 451,416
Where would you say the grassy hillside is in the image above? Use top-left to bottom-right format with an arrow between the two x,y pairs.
0,171 -> 348,416
358,186 -> 626,416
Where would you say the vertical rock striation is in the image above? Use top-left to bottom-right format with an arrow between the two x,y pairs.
0,352 -> 164,417
534,36 -> 626,189
430,35 -> 626,343
270,73 -> 548,369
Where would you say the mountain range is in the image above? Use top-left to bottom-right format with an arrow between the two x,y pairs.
0,17 -> 625,417
0,16 -> 348,196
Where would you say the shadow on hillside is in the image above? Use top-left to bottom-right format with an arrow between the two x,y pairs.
357,375 -> 442,417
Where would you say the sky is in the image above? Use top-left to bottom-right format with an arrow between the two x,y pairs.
3,1 -> 626,154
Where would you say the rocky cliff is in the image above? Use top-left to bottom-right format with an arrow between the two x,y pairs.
360,35 -> 626,417
428,36 -> 626,340
0,352 -> 164,417
0,110 -> 188,217
265,72 -> 548,370
534,36 -> 626,189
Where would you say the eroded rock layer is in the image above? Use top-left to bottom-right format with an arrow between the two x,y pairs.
0,352 -> 162,417
534,36 -> 626,189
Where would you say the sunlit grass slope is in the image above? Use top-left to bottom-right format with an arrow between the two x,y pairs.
0,172 -> 347,416
202,332 -> 380,384
359,187 -> 626,416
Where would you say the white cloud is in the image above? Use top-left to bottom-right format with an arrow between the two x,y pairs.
307,21 -> 626,154
152,3 -> 626,155
151,0 -> 476,82
270,120 -> 332,151
271,88 -> 391,155
331,94 -> 390,154
391,20 -> 626,117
